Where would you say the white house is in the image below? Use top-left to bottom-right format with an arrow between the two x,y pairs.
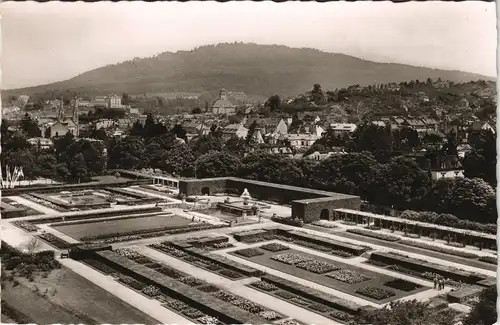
328,123 -> 357,135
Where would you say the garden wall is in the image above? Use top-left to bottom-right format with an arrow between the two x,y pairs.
1,202 -> 27,218
179,177 -> 361,223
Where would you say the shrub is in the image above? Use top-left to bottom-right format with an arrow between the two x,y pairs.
157,266 -> 183,279
118,276 -> 145,290
295,259 -> 340,274
311,220 -> 338,228
251,280 -> 278,292
260,243 -> 290,252
164,297 -> 189,311
331,250 -> 354,258
197,315 -> 219,325
290,297 -> 311,306
384,278 -> 422,292
271,216 -> 304,227
356,286 -> 395,300
330,310 -> 353,321
327,269 -> 371,283
234,248 -> 265,258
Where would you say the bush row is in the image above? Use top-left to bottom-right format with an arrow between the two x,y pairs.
346,228 -> 401,242
400,210 -> 496,235
399,240 -> 479,259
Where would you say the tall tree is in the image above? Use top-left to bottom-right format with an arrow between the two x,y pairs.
463,286 -> 497,325
195,151 -> 242,178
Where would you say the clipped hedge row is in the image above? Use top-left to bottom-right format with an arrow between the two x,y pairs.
400,240 -> 479,259
346,228 -> 401,242
271,216 -> 304,227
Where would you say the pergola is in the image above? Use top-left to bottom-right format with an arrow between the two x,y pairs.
334,208 -> 496,249
152,175 -> 179,188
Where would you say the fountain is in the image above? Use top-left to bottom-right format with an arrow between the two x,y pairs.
240,188 -> 252,205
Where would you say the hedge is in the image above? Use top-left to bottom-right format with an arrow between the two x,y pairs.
346,228 -> 401,242
400,210 -> 496,235
400,240 -> 479,259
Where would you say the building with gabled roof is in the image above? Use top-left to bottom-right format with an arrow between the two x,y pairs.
212,89 -> 237,115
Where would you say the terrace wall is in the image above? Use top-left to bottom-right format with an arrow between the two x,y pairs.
179,177 -> 361,223
1,202 -> 27,218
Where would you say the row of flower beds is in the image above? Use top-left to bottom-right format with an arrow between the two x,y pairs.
355,287 -> 395,300
399,240 -> 479,259
85,223 -> 227,244
367,254 -> 481,286
37,233 -> 71,249
81,258 -> 118,275
212,289 -> 284,321
258,274 -> 363,314
158,295 -> 223,325
149,243 -> 246,280
365,259 -> 466,288
21,194 -> 68,212
346,228 -> 401,242
11,220 -> 39,232
249,280 -> 354,323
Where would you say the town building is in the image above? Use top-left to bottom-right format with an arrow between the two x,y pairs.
27,137 -> 53,149
107,94 -> 122,108
212,89 -> 237,115
328,123 -> 357,135
221,123 -> 248,140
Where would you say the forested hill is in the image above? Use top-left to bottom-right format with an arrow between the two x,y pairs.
6,43 -> 493,98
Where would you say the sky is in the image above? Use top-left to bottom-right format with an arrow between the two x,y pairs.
0,1 -> 497,90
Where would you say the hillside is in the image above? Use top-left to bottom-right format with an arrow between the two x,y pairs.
5,43 -> 494,99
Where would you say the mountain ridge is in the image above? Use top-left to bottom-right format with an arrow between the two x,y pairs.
4,43 -> 494,98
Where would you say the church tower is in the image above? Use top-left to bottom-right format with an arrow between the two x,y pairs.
73,97 -> 80,137
219,88 -> 228,100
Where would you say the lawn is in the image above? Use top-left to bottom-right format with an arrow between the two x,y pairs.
2,267 -> 159,324
229,247 -> 428,304
53,214 -> 191,240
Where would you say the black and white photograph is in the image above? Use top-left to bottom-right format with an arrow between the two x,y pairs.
0,1 -> 497,325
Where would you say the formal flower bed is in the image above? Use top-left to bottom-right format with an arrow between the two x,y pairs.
114,248 -> 153,264
145,262 -> 163,269
142,285 -> 161,297
275,290 -> 297,300
211,242 -> 234,249
213,290 -> 268,314
179,276 -> 205,287
163,296 -> 190,311
347,228 -> 400,242
355,286 -> 395,300
309,303 -> 329,313
295,259 -> 340,274
327,269 -> 371,284
478,256 -> 497,264
260,243 -> 290,252
234,248 -> 265,258
271,253 -> 312,265
400,240 -> 479,259
421,272 -> 463,287
182,307 -> 205,319
82,259 -> 117,275
386,264 -> 422,278
37,233 -> 70,249
149,243 -> 188,258
118,275 -> 146,290
330,310 -> 353,322
290,297 -> 311,306
276,318 -> 301,325
259,310 -> 282,321
384,279 -> 422,292
311,220 -> 338,228
250,280 -> 278,292
21,194 -> 68,212
156,266 -> 183,279
218,269 -> 243,279
198,285 -> 221,293
11,220 -> 39,232
197,315 -> 219,325
365,259 -> 389,267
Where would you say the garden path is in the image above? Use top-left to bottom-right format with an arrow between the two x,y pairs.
126,186 -> 181,202
9,195 -> 61,215
0,223 -> 53,252
135,245 -> 338,325
57,257 -> 191,324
